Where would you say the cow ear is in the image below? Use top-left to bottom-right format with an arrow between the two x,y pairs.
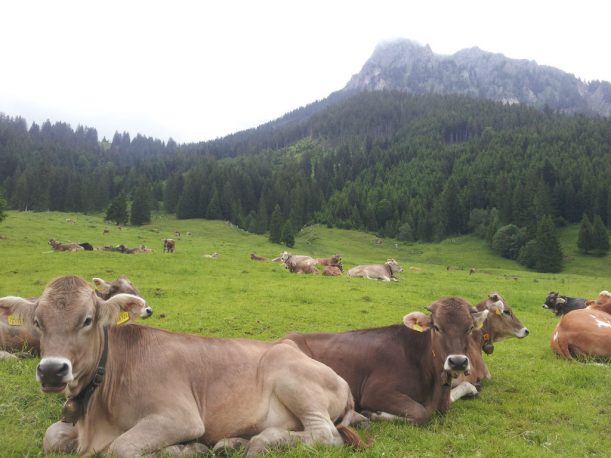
92,277 -> 111,295
0,296 -> 36,328
403,312 -> 432,332
98,294 -> 152,326
489,293 -> 500,302
471,309 -> 489,329
556,297 -> 566,304
487,299 -> 505,315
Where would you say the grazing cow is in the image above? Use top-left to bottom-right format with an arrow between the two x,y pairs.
543,292 -> 587,316
347,259 -> 403,281
250,253 -> 267,261
323,265 -> 343,276
550,290 -> 611,359
163,238 -> 176,253
0,276 -> 366,456
450,293 -> 529,402
0,276 -> 142,357
48,240 -> 84,252
281,252 -> 319,274
286,297 -> 488,424
317,255 -> 342,266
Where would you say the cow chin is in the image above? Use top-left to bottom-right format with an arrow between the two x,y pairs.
41,383 -> 67,394
36,357 -> 74,394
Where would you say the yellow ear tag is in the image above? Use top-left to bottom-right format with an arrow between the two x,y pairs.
412,323 -> 424,332
116,311 -> 130,325
495,308 -> 502,316
7,314 -> 24,326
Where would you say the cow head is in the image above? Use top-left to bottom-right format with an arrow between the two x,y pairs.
385,259 -> 403,274
403,297 -> 488,379
589,291 -> 611,314
0,276 -> 152,394
93,275 -> 141,300
482,293 -> 529,342
543,292 -> 561,313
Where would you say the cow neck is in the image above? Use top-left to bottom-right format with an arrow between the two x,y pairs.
61,326 -> 109,425
384,263 -> 394,278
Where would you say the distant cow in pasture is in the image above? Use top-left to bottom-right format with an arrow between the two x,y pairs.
186,231 -> 192,236
0,276 -> 142,356
163,239 -> 176,253
286,297 -> 489,424
323,265 -> 343,276
317,255 -> 342,266
250,253 -> 267,261
543,292 -> 587,316
78,242 -> 94,251
550,290 -> 611,359
124,245 -> 153,254
203,252 -> 220,259
48,239 -> 84,252
281,252 -> 319,274
101,245 -> 127,253
102,228 -> 110,235
175,231 -> 181,238
1,276 -> 367,456
450,293 -> 529,402
347,259 -> 403,281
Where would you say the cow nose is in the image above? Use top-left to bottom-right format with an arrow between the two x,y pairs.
37,358 -> 71,386
447,355 -> 469,371
142,307 -> 153,318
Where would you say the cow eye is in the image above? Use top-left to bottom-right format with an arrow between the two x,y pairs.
83,317 -> 93,327
432,324 -> 441,332
467,325 -> 474,334
503,310 -> 511,316
33,318 -> 41,329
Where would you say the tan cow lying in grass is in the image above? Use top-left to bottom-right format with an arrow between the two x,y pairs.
450,293 -> 529,402
347,259 -> 403,281
48,239 -> 83,252
281,251 -> 319,274
0,276 -> 141,357
551,290 -> 611,359
0,276 -> 366,457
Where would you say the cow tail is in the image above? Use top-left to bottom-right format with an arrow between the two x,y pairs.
336,425 -> 372,449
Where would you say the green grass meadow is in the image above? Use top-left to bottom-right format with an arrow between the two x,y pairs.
0,211 -> 609,457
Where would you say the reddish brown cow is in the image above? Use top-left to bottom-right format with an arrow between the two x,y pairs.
323,265 -> 343,276
163,239 -> 176,253
317,255 -> 342,266
250,253 -> 267,261
551,290 -> 611,359
286,297 -> 488,424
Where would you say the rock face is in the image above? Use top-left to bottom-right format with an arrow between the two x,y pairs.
344,39 -> 611,116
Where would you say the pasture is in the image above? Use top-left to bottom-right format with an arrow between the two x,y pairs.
0,211 -> 609,457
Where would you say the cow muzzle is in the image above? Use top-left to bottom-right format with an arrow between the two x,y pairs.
444,354 -> 470,374
37,357 -> 73,393
516,327 -> 529,338
141,306 -> 153,318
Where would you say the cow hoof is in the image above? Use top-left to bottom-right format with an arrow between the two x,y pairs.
213,437 -> 248,456
355,418 -> 371,430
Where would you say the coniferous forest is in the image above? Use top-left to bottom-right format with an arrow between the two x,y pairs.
1,91 -> 610,271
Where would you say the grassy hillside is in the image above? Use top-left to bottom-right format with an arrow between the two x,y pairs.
0,211 -> 609,457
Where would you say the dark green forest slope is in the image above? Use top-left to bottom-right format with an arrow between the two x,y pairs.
1,92 -> 610,248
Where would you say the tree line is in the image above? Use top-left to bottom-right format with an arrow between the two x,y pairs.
1,91 -> 610,272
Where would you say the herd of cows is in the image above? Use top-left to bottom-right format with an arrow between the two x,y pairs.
0,244 -> 610,456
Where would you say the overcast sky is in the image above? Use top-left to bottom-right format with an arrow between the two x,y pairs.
1,0 -> 610,144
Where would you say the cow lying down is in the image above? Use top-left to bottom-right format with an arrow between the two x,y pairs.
287,297 -> 488,424
0,276 -> 366,457
450,293 -> 529,402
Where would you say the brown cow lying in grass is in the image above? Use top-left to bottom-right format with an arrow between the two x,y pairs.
0,276 -> 367,456
281,252 -> 319,274
48,239 -> 83,252
450,293 -> 529,402
347,259 -> 403,281
550,290 -> 611,359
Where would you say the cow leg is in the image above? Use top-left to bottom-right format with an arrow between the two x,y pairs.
360,390 -> 432,425
107,414 -> 205,458
245,425 -> 343,458
43,421 -> 78,453
450,381 -> 479,402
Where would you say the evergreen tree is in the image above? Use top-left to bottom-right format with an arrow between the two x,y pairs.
105,194 -> 128,225
0,190 -> 7,223
281,220 -> 295,248
534,216 -> 563,273
577,214 -> 594,254
269,205 -> 283,244
491,225 -> 525,260
206,189 -> 222,220
591,215 -> 609,254
130,186 -> 152,226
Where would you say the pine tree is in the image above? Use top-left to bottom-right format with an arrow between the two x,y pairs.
105,194 -> 128,225
130,186 -> 152,226
591,215 -> 609,254
534,215 -> 563,273
269,204 -> 283,244
577,214 -> 594,254
0,190 -> 7,223
281,220 -> 295,248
